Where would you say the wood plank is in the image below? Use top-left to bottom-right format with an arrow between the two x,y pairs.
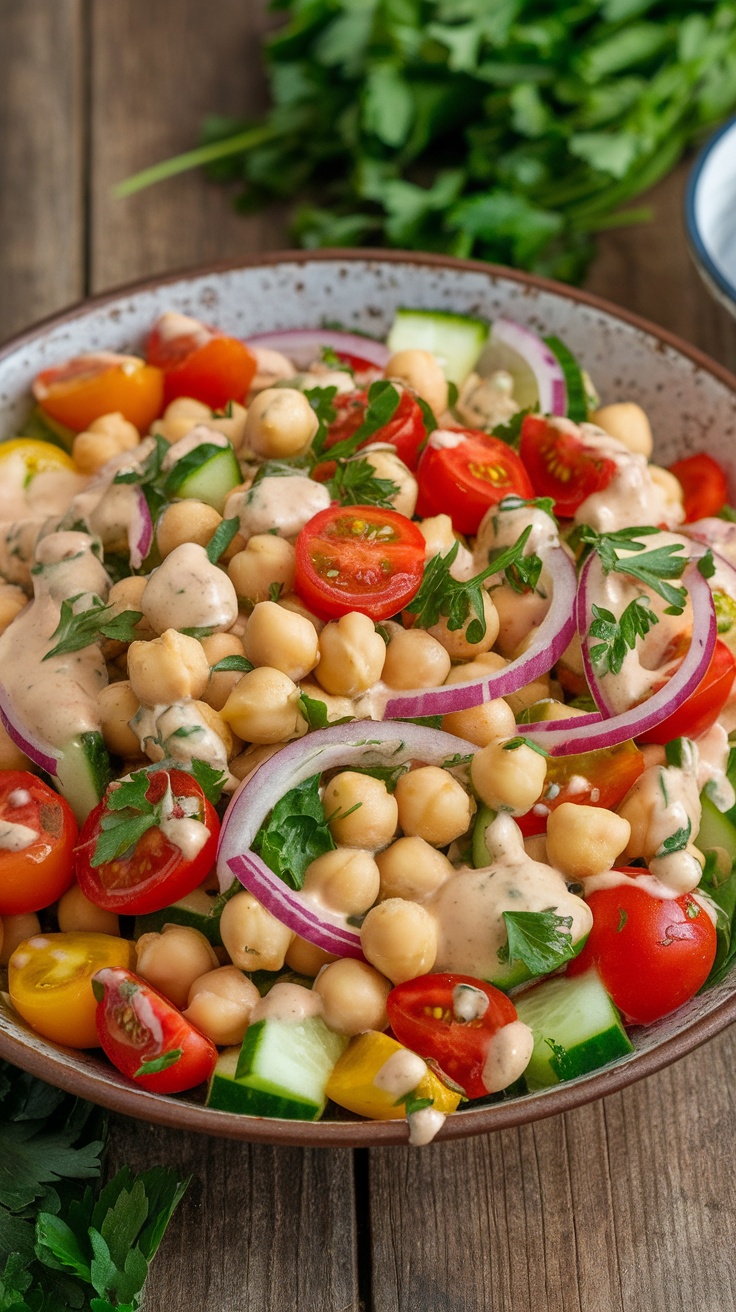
0,0 -> 84,343
88,0 -> 286,293
106,1118 -> 358,1312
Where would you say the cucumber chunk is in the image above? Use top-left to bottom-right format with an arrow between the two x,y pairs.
697,792 -> 736,863
386,309 -> 489,386
515,969 -> 633,1089
53,732 -> 110,824
207,1016 -> 347,1119
165,443 -> 241,513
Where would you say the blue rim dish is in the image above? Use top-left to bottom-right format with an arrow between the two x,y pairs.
685,112 -> 736,309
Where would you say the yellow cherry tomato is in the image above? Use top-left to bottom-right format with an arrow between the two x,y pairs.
0,438 -> 75,481
8,931 -> 134,1048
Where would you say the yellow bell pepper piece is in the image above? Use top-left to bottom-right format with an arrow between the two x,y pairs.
325,1030 -> 462,1120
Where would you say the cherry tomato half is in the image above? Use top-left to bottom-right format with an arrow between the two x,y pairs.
324,387 -> 428,470
519,415 -> 617,517
415,430 -> 534,535
75,767 -> 219,916
516,741 -> 645,838
386,972 -> 518,1099
567,878 -> 716,1024
8,931 -> 134,1048
637,637 -> 736,745
668,452 -> 728,522
93,966 -> 217,1093
146,313 -> 256,410
294,504 -> 426,622
33,353 -> 164,433
0,771 -> 78,915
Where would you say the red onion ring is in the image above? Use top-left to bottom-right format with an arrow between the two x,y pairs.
128,487 -> 153,569
217,721 -> 474,957
525,560 -> 716,755
383,547 -> 577,720
245,329 -> 389,370
0,680 -> 58,774
484,318 -> 566,415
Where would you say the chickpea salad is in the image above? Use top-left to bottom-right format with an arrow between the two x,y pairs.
1,306 -> 736,1144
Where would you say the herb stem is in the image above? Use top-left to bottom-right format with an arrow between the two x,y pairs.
114,125 -> 278,197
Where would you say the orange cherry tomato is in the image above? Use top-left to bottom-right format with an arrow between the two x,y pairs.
33,352 -> 164,433
146,315 -> 256,410
0,771 -> 77,915
8,931 -> 134,1048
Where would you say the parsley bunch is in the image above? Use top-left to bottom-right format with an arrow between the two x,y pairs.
119,2 -> 736,284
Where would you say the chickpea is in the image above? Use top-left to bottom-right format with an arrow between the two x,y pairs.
382,627 -> 451,691
546,804 -> 631,880
470,739 -> 548,816
302,847 -> 380,916
0,912 -> 41,966
106,575 -> 154,641
230,741 -> 285,783
314,959 -> 391,1035
57,884 -> 120,936
136,924 -> 219,1009
207,401 -> 248,451
649,464 -> 685,509
360,898 -> 437,984
152,396 -> 211,444
128,629 -> 211,707
200,632 -> 247,712
97,680 -> 140,756
590,403 -> 653,458
73,412 -> 140,474
277,594 -> 324,632
297,679 -> 354,723
0,583 -> 27,637
220,666 -> 307,743
418,514 -> 457,560
183,965 -> 259,1046
284,934 -> 337,977
323,772 -> 398,850
428,591 -> 499,660
248,346 -> 295,395
244,387 -> 318,458
504,670 -> 551,718
228,534 -> 296,604
142,542 -> 238,636
445,651 -> 506,687
315,612 -> 386,697
219,890 -> 294,971
385,352 -> 448,417
395,766 -> 474,847
376,836 -> 454,902
360,447 -> 418,517
156,500 -> 222,558
442,696 -> 516,747
244,601 -> 319,681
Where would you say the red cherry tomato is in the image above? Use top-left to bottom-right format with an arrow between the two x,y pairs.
324,388 -> 428,470
0,771 -> 77,915
294,504 -> 426,622
75,767 -> 219,916
519,415 -> 617,517
146,314 -> 256,409
668,453 -> 728,522
93,967 -> 217,1093
415,429 -> 534,535
637,637 -> 736,745
386,973 -> 518,1099
567,878 -> 717,1023
33,353 -> 164,433
515,741 -> 645,838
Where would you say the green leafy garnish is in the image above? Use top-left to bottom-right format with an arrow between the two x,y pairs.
499,910 -> 576,976
305,386 -> 339,459
114,434 -> 169,519
134,1050 -> 183,1078
205,515 -> 240,563
297,692 -> 354,731
698,850 -> 736,989
210,654 -> 253,674
657,819 -> 691,856
320,380 -> 401,462
409,526 -> 532,645
43,594 -> 142,660
502,736 -> 549,758
588,596 -> 658,675
90,766 -> 212,866
489,409 -> 535,450
326,456 -> 399,508
394,1092 -> 434,1118
253,773 -> 335,890
576,524 -> 688,613
188,758 -> 228,806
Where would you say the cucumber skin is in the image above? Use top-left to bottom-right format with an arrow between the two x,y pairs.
208,1072 -> 323,1120
516,971 -> 633,1089
167,446 -> 241,513
696,792 -> 736,862
230,1017 -> 348,1120
54,731 -> 111,824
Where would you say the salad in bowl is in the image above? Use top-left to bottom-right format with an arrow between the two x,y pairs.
1,260 -> 736,1147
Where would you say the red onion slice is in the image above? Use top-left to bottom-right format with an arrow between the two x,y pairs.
128,487 -> 153,570
525,560 -> 716,755
245,329 -> 390,370
217,721 -> 474,957
0,680 -> 59,774
479,318 -> 567,415
383,547 -> 577,720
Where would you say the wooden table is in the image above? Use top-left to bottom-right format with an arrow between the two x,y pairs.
4,4 -> 736,1309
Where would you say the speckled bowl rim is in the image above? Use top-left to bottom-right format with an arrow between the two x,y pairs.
685,113 -> 736,314
2,247 -> 736,1147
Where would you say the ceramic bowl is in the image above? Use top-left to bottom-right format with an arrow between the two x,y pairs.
1,250 -> 736,1146
686,113 -> 736,318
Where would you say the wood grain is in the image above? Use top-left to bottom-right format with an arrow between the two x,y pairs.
0,0 -> 85,343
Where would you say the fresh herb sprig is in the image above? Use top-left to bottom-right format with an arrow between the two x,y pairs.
90,760 -> 224,867
253,772 -> 335,889
409,526 -> 532,645
588,595 -> 659,675
498,910 -> 577,976
314,380 -> 401,462
325,456 -> 399,508
43,594 -> 143,661
575,524 -> 689,613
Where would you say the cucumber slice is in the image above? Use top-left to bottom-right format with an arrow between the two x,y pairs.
386,309 -> 489,386
164,443 -> 241,513
544,336 -> 589,422
53,732 -> 110,824
696,792 -> 736,863
472,804 -> 496,868
134,885 -> 228,946
207,1016 -> 348,1119
515,969 -> 633,1089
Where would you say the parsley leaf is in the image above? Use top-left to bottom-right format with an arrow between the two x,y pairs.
409,525 -> 532,645
43,595 -> 143,660
326,456 -> 399,508
502,736 -> 549,758
304,386 -> 339,459
657,819 -> 691,856
188,758 -> 227,806
576,525 -> 688,612
394,1092 -> 434,1117
588,595 -> 658,675
210,654 -> 253,674
499,910 -> 576,976
253,773 -> 335,890
134,1050 -> 183,1078
205,516 -> 240,563
113,434 -> 169,519
298,692 -> 354,731
322,380 -> 401,462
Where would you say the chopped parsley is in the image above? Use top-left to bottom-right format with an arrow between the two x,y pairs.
409,525 -> 533,645
43,594 -> 143,660
498,909 -> 576,976
588,596 -> 658,676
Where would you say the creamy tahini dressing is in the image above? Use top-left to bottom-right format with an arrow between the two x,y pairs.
452,982 -> 489,1022
481,1020 -> 534,1094
228,474 -> 331,542
572,423 -> 684,532
132,702 -> 233,781
428,814 -> 592,977
696,721 -> 736,812
407,1107 -> 446,1147
619,748 -> 702,893
476,499 -> 559,564
0,821 -> 39,851
250,982 -> 323,1025
373,1048 -> 428,1098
